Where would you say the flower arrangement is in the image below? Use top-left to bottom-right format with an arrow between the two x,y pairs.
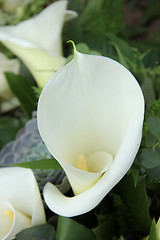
0,0 -> 160,239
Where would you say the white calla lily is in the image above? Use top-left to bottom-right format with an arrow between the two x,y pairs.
0,1 -> 77,88
0,167 -> 46,240
37,47 -> 144,217
0,52 -> 20,113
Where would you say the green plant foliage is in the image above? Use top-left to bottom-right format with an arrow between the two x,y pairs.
93,213 -> 116,240
0,0 -> 160,239
32,86 -> 42,99
147,117 -> 160,141
131,165 -> 139,187
148,219 -> 157,240
0,116 -> 25,150
78,0 -> 125,36
139,112 -> 160,179
66,42 -> 101,64
16,224 -> 55,240
141,77 -> 156,106
106,33 -> 132,68
141,149 -> 160,169
146,98 -> 160,118
145,167 -> 160,179
0,0 -> 52,25
110,192 -> 132,237
11,157 -> 62,170
142,0 -> 160,25
55,216 -> 97,240
152,66 -> 160,96
117,173 -> 152,237
5,72 -> 37,118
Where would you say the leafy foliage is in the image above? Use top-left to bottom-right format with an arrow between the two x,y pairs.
16,224 -> 55,240
55,216 -> 97,240
148,219 -> 157,240
0,0 -> 160,239
117,173 -> 151,237
93,213 -> 116,240
0,116 -> 25,150
12,158 -> 62,170
0,0 -> 52,25
5,73 -> 37,118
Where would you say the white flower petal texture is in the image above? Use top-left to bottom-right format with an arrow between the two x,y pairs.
0,167 -> 46,240
37,49 -> 145,217
0,1 -> 77,88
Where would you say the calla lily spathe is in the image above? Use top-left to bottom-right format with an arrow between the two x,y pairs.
37,48 -> 145,217
0,52 -> 20,113
0,1 -> 77,88
0,167 -> 46,240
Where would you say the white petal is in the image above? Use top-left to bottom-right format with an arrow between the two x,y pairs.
43,103 -> 144,217
0,1 -> 68,54
0,167 -> 46,225
0,1 -> 76,87
38,50 -> 144,216
3,41 -> 66,88
64,10 -> 78,22
0,201 -> 31,240
0,202 -> 13,239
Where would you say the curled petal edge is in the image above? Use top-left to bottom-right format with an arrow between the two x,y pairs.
43,105 -> 144,217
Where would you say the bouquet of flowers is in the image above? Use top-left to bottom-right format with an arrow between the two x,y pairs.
0,0 -> 160,239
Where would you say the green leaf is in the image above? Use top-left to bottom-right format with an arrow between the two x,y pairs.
118,174 -> 152,236
145,131 -> 157,148
145,166 -> 160,179
16,224 -> 55,240
140,149 -> 160,169
32,86 -> 42,99
110,192 -> 132,236
112,43 -> 129,69
93,214 -> 116,240
55,216 -> 97,240
131,166 -> 139,187
147,117 -> 160,141
5,72 -> 37,118
78,0 -> 125,36
146,98 -> 160,118
141,78 -> 156,105
106,34 -> 129,69
148,219 -> 157,240
0,116 -> 25,150
106,33 -> 132,61
10,158 -> 62,170
76,42 -> 90,53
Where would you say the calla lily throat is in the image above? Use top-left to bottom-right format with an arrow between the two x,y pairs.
5,210 -> 14,222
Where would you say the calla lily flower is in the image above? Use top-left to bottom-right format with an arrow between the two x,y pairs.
37,46 -> 145,217
0,52 -> 20,113
0,167 -> 46,240
0,1 -> 77,88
